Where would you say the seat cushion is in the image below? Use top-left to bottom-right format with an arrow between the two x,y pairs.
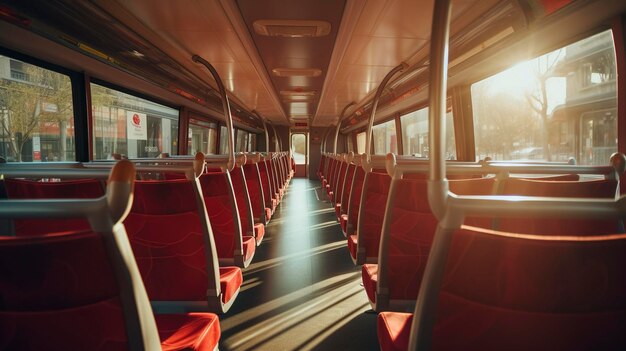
348,234 -> 358,260
157,313 -> 220,351
219,267 -> 242,304
335,203 -> 341,219
340,215 -> 348,235
242,236 -> 256,262
362,263 -> 378,304
265,207 -> 272,222
254,223 -> 265,243
377,312 -> 412,351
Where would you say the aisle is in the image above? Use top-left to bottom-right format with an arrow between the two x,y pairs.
219,178 -> 379,351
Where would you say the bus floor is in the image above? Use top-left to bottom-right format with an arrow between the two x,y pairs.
219,178 -> 379,351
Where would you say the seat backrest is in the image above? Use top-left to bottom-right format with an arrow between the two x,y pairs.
198,172 -> 242,259
266,159 -> 278,195
498,178 -> 620,235
123,179 -> 218,302
334,160 -> 347,201
384,177 -> 495,300
357,171 -> 392,259
347,166 -> 366,233
243,163 -> 265,221
258,160 -> 273,207
3,178 -> 104,236
433,226 -> 626,350
340,164 -> 357,215
317,155 -> 326,177
0,231 -> 140,349
327,158 -> 337,186
230,166 -> 254,235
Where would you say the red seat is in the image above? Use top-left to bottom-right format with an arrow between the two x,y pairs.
124,178 -> 242,313
0,231 -> 221,351
498,178 -> 620,235
378,225 -> 626,350
317,155 -> 327,180
199,172 -> 256,268
340,214 -> 348,234
3,178 -> 104,235
230,166 -> 265,245
333,160 -> 348,205
157,313 -> 220,350
363,177 -> 494,311
378,311 -> 412,351
243,162 -> 270,225
339,163 -> 357,221
345,166 -> 366,237
258,160 -> 276,213
350,171 -> 390,265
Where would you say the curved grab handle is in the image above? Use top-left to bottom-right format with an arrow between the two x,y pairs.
321,127 -> 331,154
234,153 -> 247,167
269,122 -> 281,151
193,152 -> 206,178
107,159 -> 136,224
364,62 -> 408,169
192,55 -> 235,172
333,102 -> 356,154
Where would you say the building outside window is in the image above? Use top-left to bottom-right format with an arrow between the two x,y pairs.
91,83 -> 179,160
0,56 -> 75,162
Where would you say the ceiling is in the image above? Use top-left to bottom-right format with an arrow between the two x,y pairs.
1,0 -> 501,127
92,0 -> 501,127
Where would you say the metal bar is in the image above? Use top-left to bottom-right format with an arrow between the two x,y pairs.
192,55 -> 235,172
364,62 -> 408,166
333,102 -> 356,153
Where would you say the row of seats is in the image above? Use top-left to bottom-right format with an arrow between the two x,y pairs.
0,161 -> 221,350
317,152 -> 626,350
0,151 -> 294,349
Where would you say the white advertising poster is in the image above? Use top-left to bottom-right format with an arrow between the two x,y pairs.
126,111 -> 147,140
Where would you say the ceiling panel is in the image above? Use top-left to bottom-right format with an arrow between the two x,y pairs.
100,0 -> 287,124
314,0 -> 494,126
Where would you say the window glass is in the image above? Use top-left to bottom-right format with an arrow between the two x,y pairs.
347,133 -> 354,152
235,129 -> 248,152
188,118 -> 217,155
219,125 -> 228,154
291,133 -> 306,165
472,30 -> 616,165
248,133 -> 257,151
356,132 -> 366,154
401,107 -> 456,159
372,119 -> 397,154
0,56 -> 75,162
91,83 -> 179,159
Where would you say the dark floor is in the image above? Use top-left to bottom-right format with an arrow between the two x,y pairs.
219,178 -> 379,351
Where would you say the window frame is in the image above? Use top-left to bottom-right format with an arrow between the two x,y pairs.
0,46 -> 89,162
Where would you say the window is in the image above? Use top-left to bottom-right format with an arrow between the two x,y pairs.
0,56 -> 75,162
356,131 -> 366,154
347,133 -> 354,152
401,107 -> 456,159
188,118 -> 217,155
372,119 -> 397,154
472,30 -> 616,165
219,125 -> 228,154
248,133 -> 257,151
235,129 -> 248,152
291,133 -> 306,165
91,83 -> 179,159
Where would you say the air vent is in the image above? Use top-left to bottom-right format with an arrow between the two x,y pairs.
280,90 -> 316,102
253,20 -> 331,38
272,68 -> 322,77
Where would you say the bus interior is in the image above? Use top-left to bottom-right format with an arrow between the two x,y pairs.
1,0 -> 626,350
